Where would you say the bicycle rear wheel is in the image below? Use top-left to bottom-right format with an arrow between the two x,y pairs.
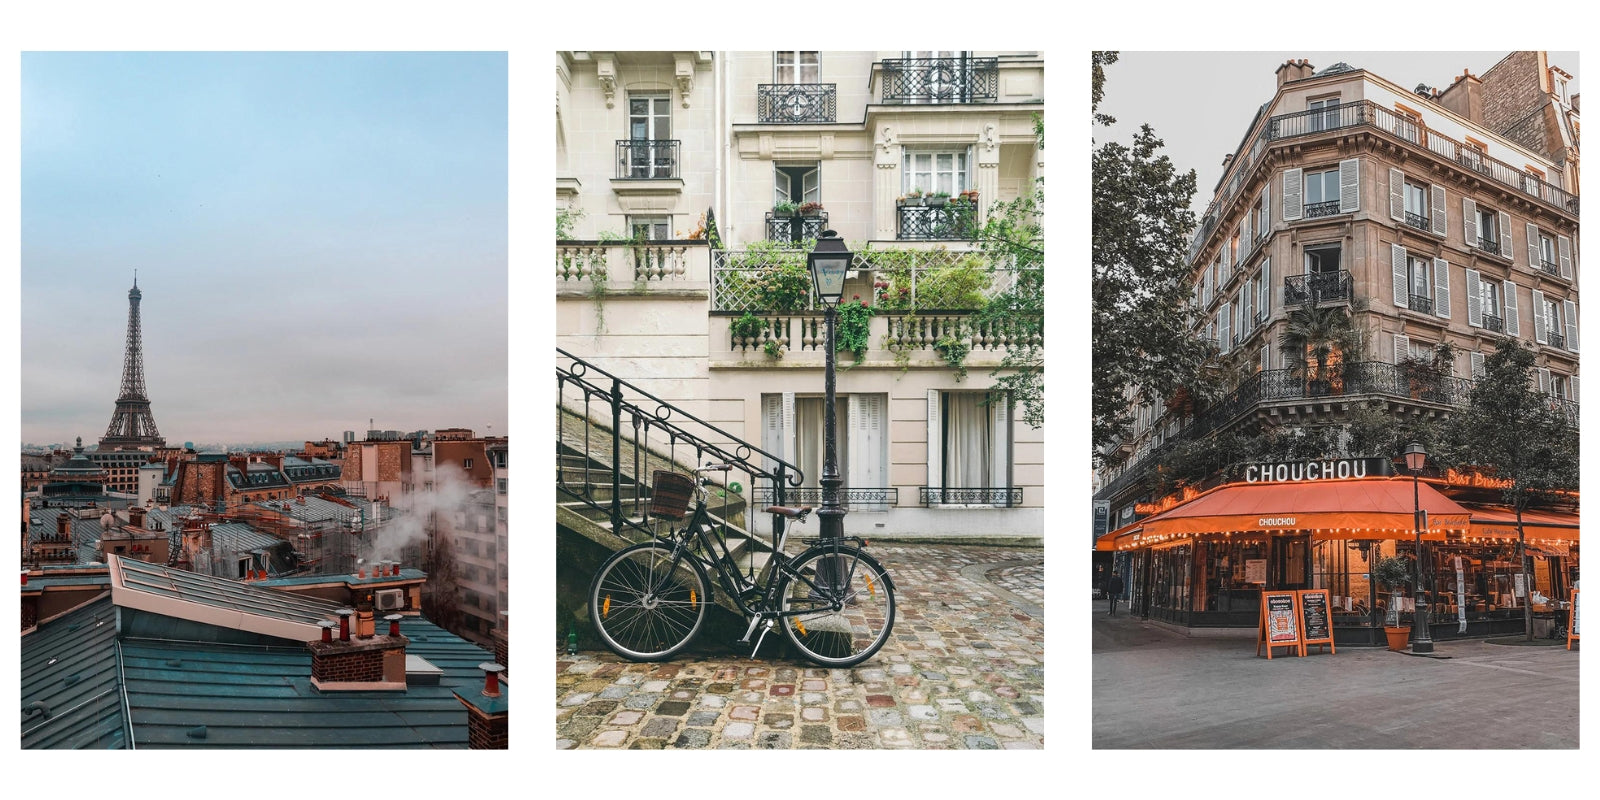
776,545 -> 896,667
589,541 -> 709,661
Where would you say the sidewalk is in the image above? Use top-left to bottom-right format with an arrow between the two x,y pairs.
556,543 -> 1044,749
1092,599 -> 1578,748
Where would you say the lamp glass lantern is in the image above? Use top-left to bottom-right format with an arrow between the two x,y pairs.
1404,442 -> 1427,474
807,230 -> 852,307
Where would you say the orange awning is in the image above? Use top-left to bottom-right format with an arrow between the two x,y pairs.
1095,477 -> 1473,551
1464,505 -> 1580,543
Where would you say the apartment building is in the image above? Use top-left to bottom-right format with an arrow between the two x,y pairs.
1092,53 -> 1579,641
1097,53 -> 1579,524
556,51 -> 1045,540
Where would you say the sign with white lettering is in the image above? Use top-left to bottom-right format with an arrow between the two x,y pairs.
1242,457 -> 1393,484
1257,591 -> 1302,659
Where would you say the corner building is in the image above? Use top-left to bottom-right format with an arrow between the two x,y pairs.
1095,54 -> 1578,645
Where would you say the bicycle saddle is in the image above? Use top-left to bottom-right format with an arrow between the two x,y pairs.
764,505 -> 813,520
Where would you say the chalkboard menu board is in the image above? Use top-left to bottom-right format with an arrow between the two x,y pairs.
1297,589 -> 1336,656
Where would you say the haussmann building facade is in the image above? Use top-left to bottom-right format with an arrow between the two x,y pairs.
1093,52 -> 1578,646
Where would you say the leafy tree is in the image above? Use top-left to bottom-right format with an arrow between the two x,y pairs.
974,114 -> 1044,428
1442,337 -> 1578,640
1092,51 -> 1118,127
1092,120 -> 1201,460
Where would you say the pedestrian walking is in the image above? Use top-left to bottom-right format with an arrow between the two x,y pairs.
1107,572 -> 1124,615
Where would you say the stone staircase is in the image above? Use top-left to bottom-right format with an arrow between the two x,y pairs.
555,406 -> 780,619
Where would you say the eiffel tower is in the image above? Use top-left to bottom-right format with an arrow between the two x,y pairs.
100,275 -> 166,449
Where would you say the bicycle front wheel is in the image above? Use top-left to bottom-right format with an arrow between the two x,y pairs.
777,545 -> 896,667
589,541 -> 709,661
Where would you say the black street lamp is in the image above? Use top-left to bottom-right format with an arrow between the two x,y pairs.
1404,442 -> 1434,654
808,231 -> 852,591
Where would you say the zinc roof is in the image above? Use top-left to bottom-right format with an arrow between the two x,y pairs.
113,555 -> 344,627
21,596 -> 128,749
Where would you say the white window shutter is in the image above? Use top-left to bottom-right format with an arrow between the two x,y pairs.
1394,332 -> 1411,364
1338,158 -> 1359,214
1221,240 -> 1231,276
1465,268 -> 1482,328
1430,184 -> 1447,236
1260,184 -> 1271,240
848,394 -> 886,508
762,395 -> 784,475
1260,343 -> 1270,373
1205,264 -> 1214,305
1388,167 -> 1405,220
1282,168 -> 1302,220
1392,243 -> 1409,309
1564,299 -> 1578,352
1572,376 -> 1580,403
926,390 -> 941,491
990,394 -> 1010,505
1259,257 -> 1271,322
1558,235 -> 1573,279
781,391 -> 796,469
1219,300 -> 1232,354
1433,259 -> 1450,319
1463,198 -> 1478,247
1531,289 -> 1548,344
1527,223 -> 1541,268
1471,351 -> 1485,379
1503,280 -> 1520,336
1538,368 -> 1552,395
1240,217 -> 1251,258
1499,211 -> 1514,258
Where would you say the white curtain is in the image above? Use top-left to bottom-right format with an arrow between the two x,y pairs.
796,397 -> 848,490
944,393 -> 991,490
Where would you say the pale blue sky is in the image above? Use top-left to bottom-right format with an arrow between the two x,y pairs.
21,52 -> 508,446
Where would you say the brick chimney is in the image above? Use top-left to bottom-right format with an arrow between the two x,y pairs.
129,506 -> 147,530
1437,69 -> 1484,125
56,513 -> 71,538
1276,59 -> 1314,88
453,663 -> 508,749
307,609 -> 409,692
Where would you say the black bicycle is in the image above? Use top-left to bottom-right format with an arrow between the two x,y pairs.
587,464 -> 896,667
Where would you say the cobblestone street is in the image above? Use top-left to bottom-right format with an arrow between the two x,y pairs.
556,544 -> 1044,749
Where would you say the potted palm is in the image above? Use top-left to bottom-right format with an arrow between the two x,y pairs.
1372,555 -> 1412,650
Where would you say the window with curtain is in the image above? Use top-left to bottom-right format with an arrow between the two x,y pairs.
774,51 -> 819,83
904,150 -> 969,195
938,391 -> 1010,505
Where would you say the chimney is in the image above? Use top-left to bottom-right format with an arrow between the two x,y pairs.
56,513 -> 71,538
453,663 -> 509,749
129,506 -> 147,529
307,613 -> 410,692
1275,59 -> 1314,88
1221,153 -> 1234,169
1437,69 -> 1484,125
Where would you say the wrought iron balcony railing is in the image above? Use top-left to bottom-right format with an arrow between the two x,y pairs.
1539,259 -> 1562,277
765,211 -> 828,243
753,486 -> 898,509
1190,100 -> 1578,262
897,204 -> 977,240
1304,200 -> 1341,219
615,139 -> 680,179
1408,294 -> 1434,315
1478,236 -> 1503,254
1483,314 -> 1504,333
1403,212 -> 1432,232
1283,271 -> 1352,307
880,56 -> 998,103
757,84 -> 838,124
1548,332 -> 1567,350
919,486 -> 1022,507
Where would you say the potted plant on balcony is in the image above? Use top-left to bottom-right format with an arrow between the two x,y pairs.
927,190 -> 950,208
797,201 -> 824,216
773,200 -> 799,217
903,188 -> 924,206
1372,554 -> 1412,650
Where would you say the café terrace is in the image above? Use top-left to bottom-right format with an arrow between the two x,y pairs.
1096,457 -> 1578,645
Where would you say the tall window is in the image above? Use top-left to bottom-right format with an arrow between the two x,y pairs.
1305,243 -> 1341,273
941,392 -> 1010,501
774,163 -> 819,206
762,393 -> 889,507
1408,255 -> 1432,313
1540,233 -> 1557,268
1478,208 -> 1499,248
1481,280 -> 1502,328
904,149 -> 968,195
1308,97 -> 1340,131
1304,168 -> 1340,215
627,94 -> 671,179
1403,181 -> 1428,226
774,51 -> 819,83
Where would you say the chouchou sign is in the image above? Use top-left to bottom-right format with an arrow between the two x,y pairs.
1243,457 -> 1392,484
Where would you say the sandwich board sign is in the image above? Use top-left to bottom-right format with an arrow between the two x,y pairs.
1257,591 -> 1301,659
1297,589 -> 1336,656
1568,588 -> 1580,650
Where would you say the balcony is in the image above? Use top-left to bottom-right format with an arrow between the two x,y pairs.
1403,212 -> 1432,232
1483,314 -> 1504,333
752,486 -> 897,510
757,84 -> 837,124
897,203 -> 977,240
1190,100 -> 1578,261
1478,236 -> 1503,254
718,311 -> 1038,365
1304,201 -> 1341,219
765,211 -> 829,244
1408,294 -> 1434,315
615,139 -> 680,180
880,56 -> 998,104
555,240 -> 709,288
1283,271 -> 1352,307
919,487 -> 1022,507
1539,259 -> 1563,278
1549,332 -> 1567,350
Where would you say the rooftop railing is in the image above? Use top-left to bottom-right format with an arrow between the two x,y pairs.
1189,100 -> 1578,261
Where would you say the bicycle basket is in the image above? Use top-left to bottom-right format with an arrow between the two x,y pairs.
649,470 -> 696,520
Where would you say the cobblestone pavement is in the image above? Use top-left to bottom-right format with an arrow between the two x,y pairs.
556,543 -> 1044,749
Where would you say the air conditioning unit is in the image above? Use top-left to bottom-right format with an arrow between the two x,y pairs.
375,589 -> 405,612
